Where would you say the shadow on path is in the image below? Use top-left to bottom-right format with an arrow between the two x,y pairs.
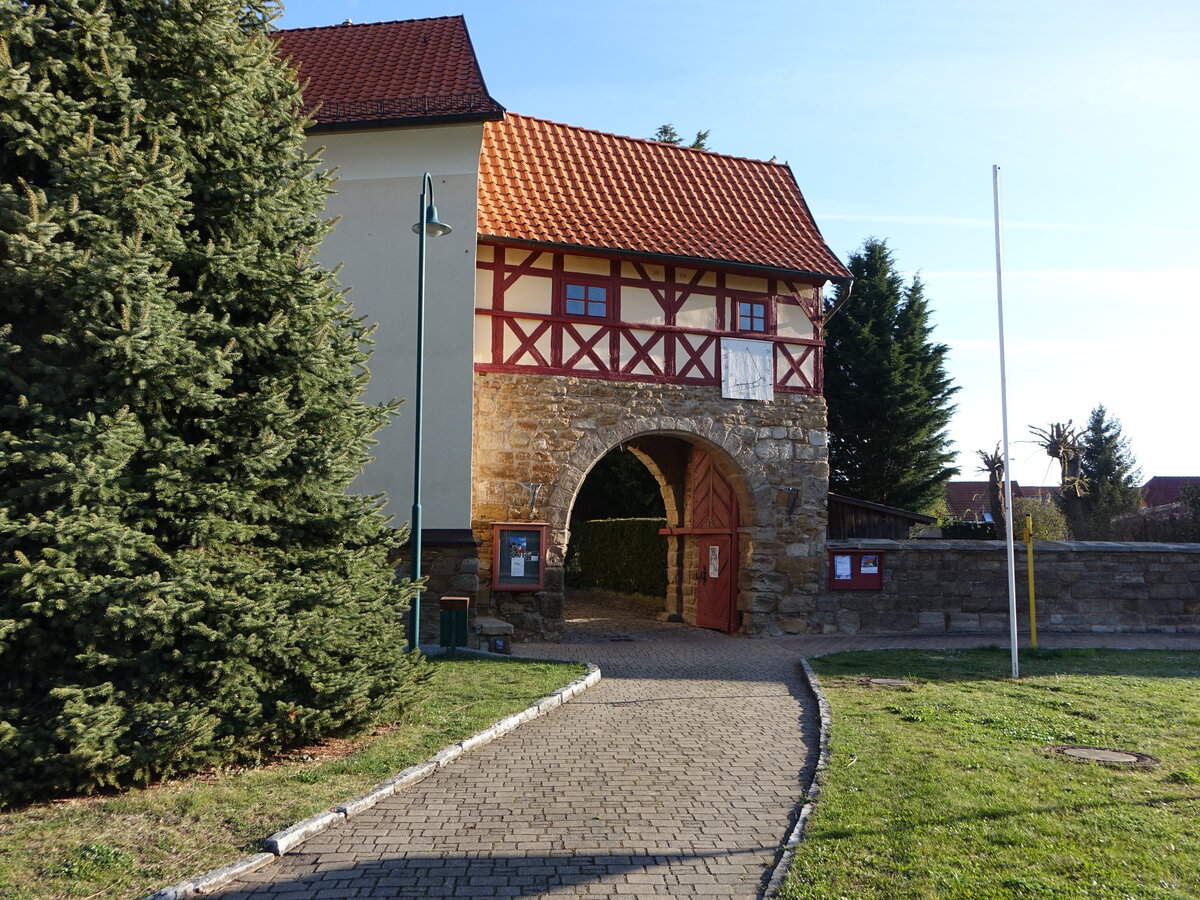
214,845 -> 783,899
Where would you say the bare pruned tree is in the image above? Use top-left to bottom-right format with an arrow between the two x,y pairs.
977,444 -> 1007,537
1029,421 -> 1088,498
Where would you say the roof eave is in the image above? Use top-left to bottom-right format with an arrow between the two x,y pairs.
828,492 -> 937,524
479,235 -> 848,284
307,107 -> 506,134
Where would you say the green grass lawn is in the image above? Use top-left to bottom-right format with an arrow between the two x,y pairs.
0,654 -> 587,900
782,648 -> 1200,900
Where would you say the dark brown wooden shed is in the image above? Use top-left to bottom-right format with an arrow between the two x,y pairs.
827,493 -> 935,540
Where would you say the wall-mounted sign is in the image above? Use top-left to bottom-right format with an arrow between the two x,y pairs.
492,522 -> 548,591
720,338 -> 774,402
828,550 -> 884,590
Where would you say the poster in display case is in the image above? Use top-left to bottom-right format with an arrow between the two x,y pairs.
828,549 -> 885,590
492,522 -> 547,591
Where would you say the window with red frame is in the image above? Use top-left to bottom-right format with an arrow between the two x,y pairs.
564,282 -> 609,318
737,300 -> 767,332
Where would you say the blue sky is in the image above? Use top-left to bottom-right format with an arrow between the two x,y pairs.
277,0 -> 1199,488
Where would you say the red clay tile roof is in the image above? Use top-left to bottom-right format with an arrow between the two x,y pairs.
478,114 -> 850,279
272,17 -> 503,127
1021,485 -> 1062,502
1142,476 -> 1200,508
945,481 -> 1026,521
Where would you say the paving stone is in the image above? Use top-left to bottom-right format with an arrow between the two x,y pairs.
210,596 -> 812,899
208,595 -> 1197,899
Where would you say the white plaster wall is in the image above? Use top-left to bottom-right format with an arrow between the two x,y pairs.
676,296 -> 718,330
503,273 -> 553,314
777,303 -> 815,339
622,287 -> 666,326
309,124 -> 483,530
726,273 -> 768,293
563,254 -> 610,276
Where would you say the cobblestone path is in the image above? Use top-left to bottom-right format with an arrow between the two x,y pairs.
212,593 -> 1200,900
215,603 -> 817,899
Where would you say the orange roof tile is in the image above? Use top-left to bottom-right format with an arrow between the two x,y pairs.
479,115 -> 850,279
272,18 -> 503,128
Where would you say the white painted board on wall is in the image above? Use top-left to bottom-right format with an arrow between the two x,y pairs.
721,338 -> 774,401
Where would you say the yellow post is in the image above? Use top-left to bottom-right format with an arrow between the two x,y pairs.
1024,513 -> 1037,649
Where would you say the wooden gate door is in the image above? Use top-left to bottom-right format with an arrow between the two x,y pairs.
690,447 -> 739,633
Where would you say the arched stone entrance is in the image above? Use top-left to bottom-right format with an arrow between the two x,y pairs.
471,371 -> 828,640
565,433 -> 750,634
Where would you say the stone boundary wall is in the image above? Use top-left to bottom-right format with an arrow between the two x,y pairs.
815,539 -> 1200,635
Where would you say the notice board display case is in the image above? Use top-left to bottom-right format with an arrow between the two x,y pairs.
492,522 -> 547,591
828,549 -> 885,590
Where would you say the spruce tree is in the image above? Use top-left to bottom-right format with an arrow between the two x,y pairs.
0,0 -> 426,803
824,238 -> 959,513
1071,405 -> 1142,539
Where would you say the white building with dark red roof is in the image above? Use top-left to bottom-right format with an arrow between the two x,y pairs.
273,17 -> 850,639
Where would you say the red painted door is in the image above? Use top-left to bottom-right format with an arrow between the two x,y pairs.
690,447 -> 738,633
696,534 -> 735,631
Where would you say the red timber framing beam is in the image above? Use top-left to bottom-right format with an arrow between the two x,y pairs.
475,241 -> 826,395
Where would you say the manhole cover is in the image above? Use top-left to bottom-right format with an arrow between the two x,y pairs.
858,677 -> 912,688
1050,745 -> 1159,768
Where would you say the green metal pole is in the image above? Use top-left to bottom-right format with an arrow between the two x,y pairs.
408,174 -> 430,653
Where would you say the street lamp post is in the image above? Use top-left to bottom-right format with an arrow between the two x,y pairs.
408,172 -> 452,653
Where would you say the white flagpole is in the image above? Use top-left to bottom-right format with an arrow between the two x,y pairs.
993,165 -> 1020,680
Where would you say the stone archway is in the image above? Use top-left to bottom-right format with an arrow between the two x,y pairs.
561,431 -> 752,633
471,372 -> 829,639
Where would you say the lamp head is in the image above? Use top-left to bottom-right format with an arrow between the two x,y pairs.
413,204 -> 453,237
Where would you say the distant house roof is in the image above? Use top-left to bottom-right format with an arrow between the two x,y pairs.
1142,476 -> 1200,508
944,481 -> 1027,521
272,17 -> 504,129
478,114 -> 851,280
1021,485 -> 1062,502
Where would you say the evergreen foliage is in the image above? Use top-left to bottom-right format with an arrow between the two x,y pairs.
824,238 -> 959,514
565,519 -> 668,596
0,0 -> 427,804
1064,405 -> 1142,539
570,448 -> 664,523
651,123 -> 710,150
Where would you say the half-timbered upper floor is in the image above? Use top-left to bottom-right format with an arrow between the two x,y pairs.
474,243 -> 827,395
474,114 -> 849,397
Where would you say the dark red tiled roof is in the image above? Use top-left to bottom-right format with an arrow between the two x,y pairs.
945,481 -> 1026,521
1142,476 -> 1200,508
1021,485 -> 1062,502
478,114 -> 850,279
272,17 -> 503,127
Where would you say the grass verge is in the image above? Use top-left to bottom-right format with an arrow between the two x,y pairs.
782,648 -> 1200,900
0,654 -> 587,900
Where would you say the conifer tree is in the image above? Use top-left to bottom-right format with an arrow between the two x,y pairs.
1070,405 -> 1142,539
0,0 -> 426,802
824,238 -> 959,513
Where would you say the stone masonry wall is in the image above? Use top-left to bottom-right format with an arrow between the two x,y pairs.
394,543 -> 481,646
472,371 -> 829,639
814,539 -> 1200,635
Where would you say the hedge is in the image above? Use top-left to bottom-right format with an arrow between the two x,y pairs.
565,519 -> 667,596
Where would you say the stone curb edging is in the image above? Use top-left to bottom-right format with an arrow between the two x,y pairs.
142,656 -> 601,899
763,658 -> 832,898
